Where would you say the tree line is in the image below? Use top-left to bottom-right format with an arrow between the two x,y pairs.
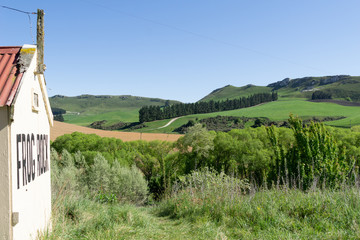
311,90 -> 332,100
51,107 -> 66,122
139,92 -> 278,123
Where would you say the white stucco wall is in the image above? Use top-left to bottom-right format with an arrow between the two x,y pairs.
10,46 -> 51,240
0,107 -> 11,240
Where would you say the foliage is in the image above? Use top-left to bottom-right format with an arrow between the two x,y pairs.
212,127 -> 274,183
53,114 -> 64,122
41,117 -> 360,239
51,148 -> 148,204
159,169 -> 250,222
50,148 -> 82,201
86,153 -> 148,204
52,115 -> 360,197
52,133 -> 177,200
94,192 -> 117,204
40,152 -> 229,239
173,119 -> 196,133
176,124 -> 215,171
51,107 -> 66,115
51,132 -> 131,166
89,120 -> 146,131
109,163 -> 148,204
177,116 -> 271,133
311,90 -> 332,100
267,115 -> 354,190
52,107 -> 66,122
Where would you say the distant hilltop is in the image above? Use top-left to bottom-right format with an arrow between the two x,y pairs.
267,75 -> 351,90
200,75 -> 360,102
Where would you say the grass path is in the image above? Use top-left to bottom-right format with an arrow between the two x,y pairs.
44,202 -> 225,240
79,205 -> 225,240
118,207 -> 225,240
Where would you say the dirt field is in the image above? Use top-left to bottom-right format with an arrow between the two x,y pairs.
51,121 -> 183,142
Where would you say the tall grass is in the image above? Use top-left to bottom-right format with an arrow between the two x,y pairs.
39,148 -> 360,239
157,169 -> 360,239
37,149 -> 150,239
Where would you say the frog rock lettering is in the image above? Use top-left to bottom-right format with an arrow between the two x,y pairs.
16,133 -> 49,189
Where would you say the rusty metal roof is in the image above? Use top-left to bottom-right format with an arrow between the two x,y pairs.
0,46 -> 24,107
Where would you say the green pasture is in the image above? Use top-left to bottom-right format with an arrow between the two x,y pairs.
64,108 -> 140,126
135,99 -> 360,133
60,98 -> 360,132
51,94 -> 178,126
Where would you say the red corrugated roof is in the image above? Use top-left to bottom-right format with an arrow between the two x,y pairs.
0,46 -> 23,107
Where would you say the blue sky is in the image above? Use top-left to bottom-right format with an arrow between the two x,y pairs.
1,1 -> 360,102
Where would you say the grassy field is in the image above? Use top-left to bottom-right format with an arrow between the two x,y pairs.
131,99 -> 360,133
51,76 -> 360,131
50,95 -> 179,126
40,185 -> 360,239
63,108 -> 140,126
50,95 -> 179,113
56,98 -> 360,133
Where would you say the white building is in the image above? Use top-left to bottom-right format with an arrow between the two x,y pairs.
0,45 -> 53,240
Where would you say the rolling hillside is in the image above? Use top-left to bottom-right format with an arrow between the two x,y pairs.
50,75 -> 360,136
49,95 -> 180,126
269,75 -> 360,100
199,75 -> 360,102
129,99 -> 360,133
199,84 -> 272,102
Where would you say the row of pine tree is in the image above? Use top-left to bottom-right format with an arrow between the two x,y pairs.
139,92 -> 278,123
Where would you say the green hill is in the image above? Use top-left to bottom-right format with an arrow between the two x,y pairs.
50,75 -> 360,130
200,75 -> 360,102
269,75 -> 360,101
199,84 -> 272,102
128,98 -> 360,133
49,95 -> 180,126
132,75 -> 360,132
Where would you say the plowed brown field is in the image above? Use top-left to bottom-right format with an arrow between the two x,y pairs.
51,121 -> 183,142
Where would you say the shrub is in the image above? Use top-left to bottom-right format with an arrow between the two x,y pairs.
87,153 -> 111,194
87,154 -> 148,204
110,163 -> 148,204
51,149 -> 80,199
267,115 -> 353,190
51,148 -> 148,205
161,168 -> 250,221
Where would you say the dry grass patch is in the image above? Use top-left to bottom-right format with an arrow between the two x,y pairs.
51,121 -> 182,142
